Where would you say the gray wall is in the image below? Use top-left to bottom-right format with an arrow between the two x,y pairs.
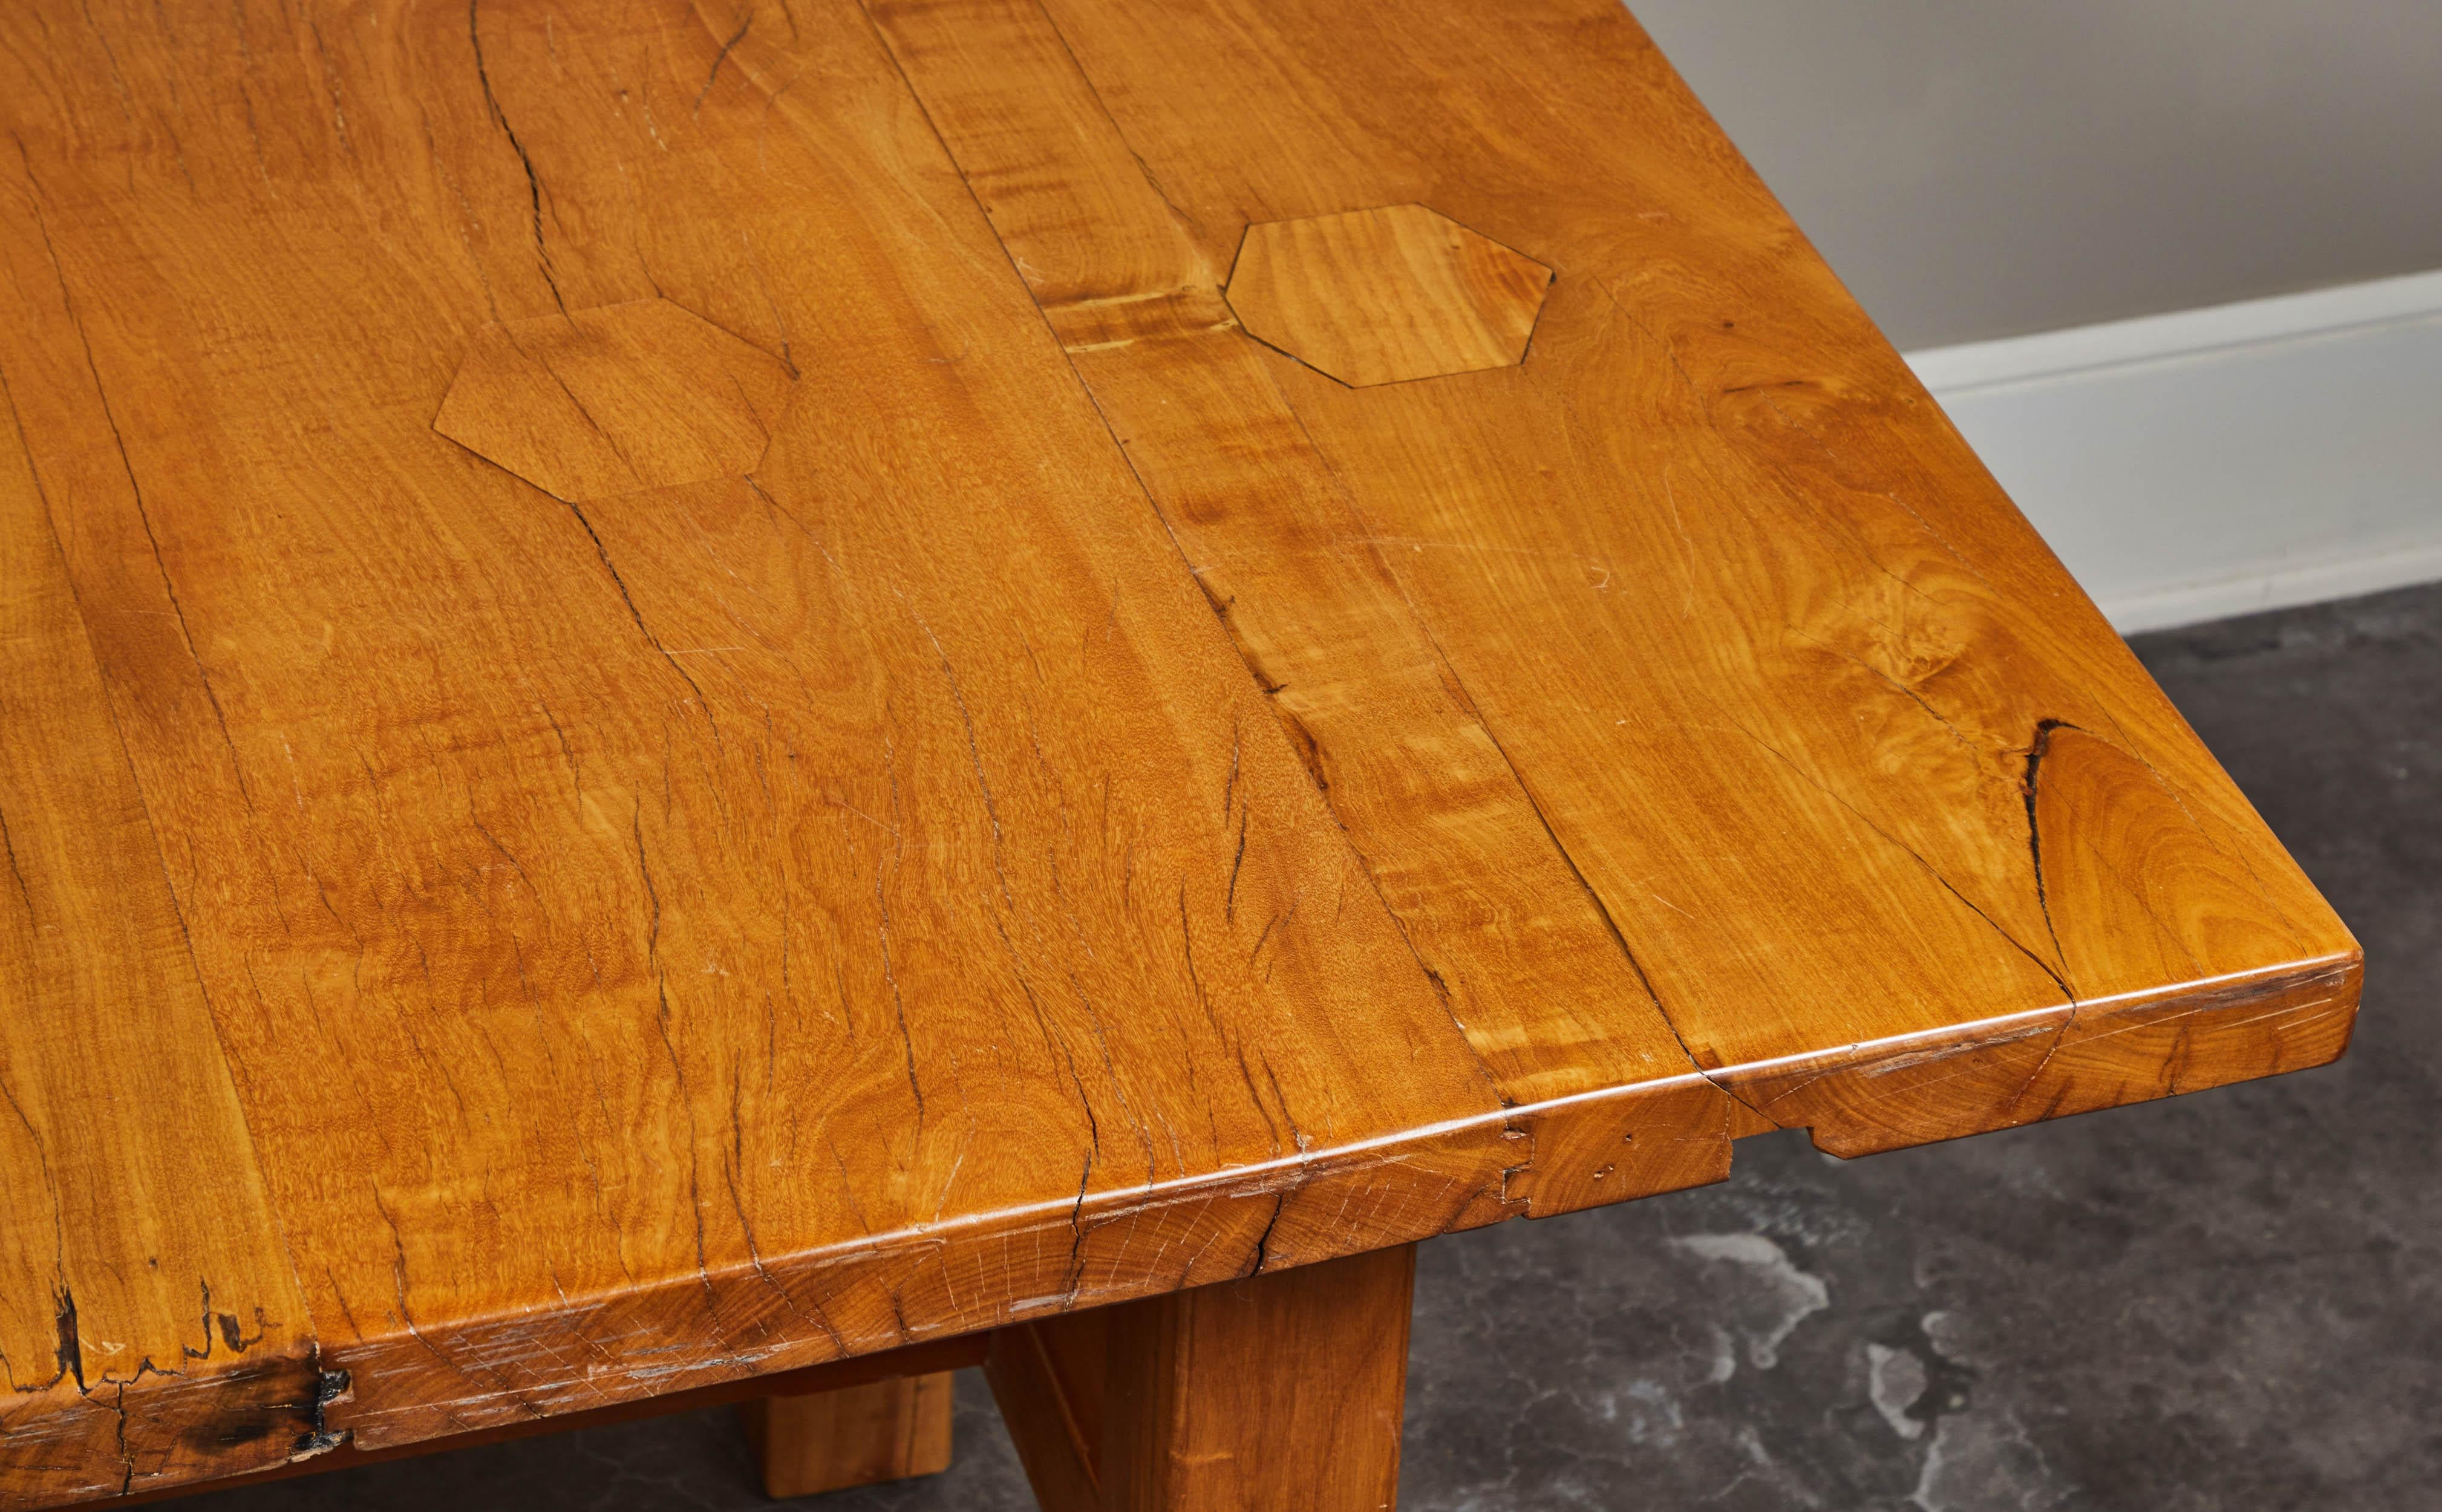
1629,1 -> 2442,347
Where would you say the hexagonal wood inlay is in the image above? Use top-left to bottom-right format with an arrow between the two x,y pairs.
1223,204 -> 1553,387
434,298 -> 795,501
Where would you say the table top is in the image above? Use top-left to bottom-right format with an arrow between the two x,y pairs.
0,0 -> 2358,1504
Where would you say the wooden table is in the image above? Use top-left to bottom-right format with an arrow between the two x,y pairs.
0,1 -> 2360,1507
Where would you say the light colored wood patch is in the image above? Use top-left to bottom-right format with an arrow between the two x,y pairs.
1224,204 -> 1552,386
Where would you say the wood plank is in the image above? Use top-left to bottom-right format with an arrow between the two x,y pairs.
737,1372 -> 954,1497
985,1312 -> 1107,1511
1224,204 -> 1553,387
0,0 -> 2363,1502
875,0 -> 2360,1154
77,1337 -> 988,1510
1099,1246 -> 1414,1511
0,0 -> 1518,1493
992,1246 -> 1415,1512
0,317 -> 327,1502
864,0 -> 1742,1217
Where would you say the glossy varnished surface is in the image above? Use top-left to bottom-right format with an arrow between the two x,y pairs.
0,0 -> 2357,1504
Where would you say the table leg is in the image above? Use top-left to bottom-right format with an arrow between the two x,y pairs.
988,1243 -> 1417,1511
736,1370 -> 955,1498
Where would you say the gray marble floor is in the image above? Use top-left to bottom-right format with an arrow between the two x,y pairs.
192,582 -> 2441,1512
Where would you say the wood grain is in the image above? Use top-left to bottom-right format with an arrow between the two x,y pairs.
991,1246 -> 1415,1511
873,0 -> 2359,1144
1100,1246 -> 1414,1512
1224,205 -> 1552,386
0,0 -> 2359,1503
986,1313 -> 1108,1512
0,1 -> 1513,1493
863,0 -> 1743,1219
80,1338 -> 988,1510
432,298 -> 798,501
0,302 -> 330,1502
737,1371 -> 953,1497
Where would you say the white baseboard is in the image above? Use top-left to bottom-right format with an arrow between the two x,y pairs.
1904,269 -> 2442,633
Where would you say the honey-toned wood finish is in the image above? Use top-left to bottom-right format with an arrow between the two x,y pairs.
737,1372 -> 954,1497
1097,1246 -> 1414,1511
1,311 -> 330,1503
0,0 -> 2357,1505
863,0 -> 2359,1147
432,298 -> 798,501
988,1247 -> 1415,1512
1224,206 -> 1553,386
987,1315 -> 1109,1512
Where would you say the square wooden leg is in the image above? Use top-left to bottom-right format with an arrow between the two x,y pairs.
736,1370 -> 955,1499
987,1244 -> 1417,1511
